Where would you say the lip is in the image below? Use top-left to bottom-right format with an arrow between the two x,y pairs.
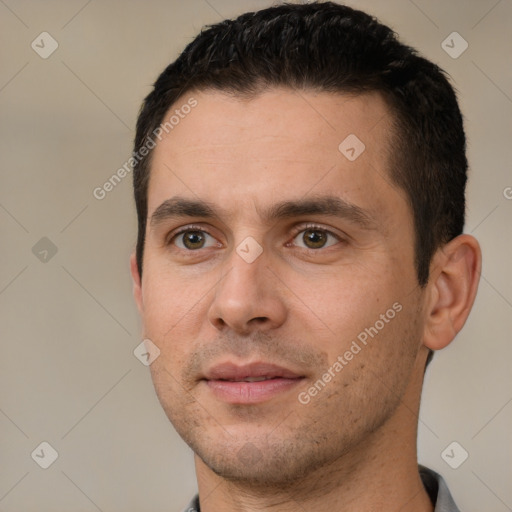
202,361 -> 305,404
204,361 -> 302,380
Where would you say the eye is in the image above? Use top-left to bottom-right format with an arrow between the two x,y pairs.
172,229 -> 218,250
291,226 -> 340,250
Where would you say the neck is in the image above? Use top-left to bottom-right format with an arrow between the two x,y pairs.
194,352 -> 434,512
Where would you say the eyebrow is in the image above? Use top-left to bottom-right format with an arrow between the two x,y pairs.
149,195 -> 378,230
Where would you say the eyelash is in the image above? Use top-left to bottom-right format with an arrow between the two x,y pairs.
167,223 -> 343,252
288,223 -> 342,249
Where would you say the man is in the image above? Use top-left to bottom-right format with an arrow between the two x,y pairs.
129,2 -> 481,511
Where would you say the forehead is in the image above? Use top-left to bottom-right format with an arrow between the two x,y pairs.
147,88 -> 407,226
153,88 -> 391,158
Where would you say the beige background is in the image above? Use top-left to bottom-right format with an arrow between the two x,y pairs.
1,0 -> 511,511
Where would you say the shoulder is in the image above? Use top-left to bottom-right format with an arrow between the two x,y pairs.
419,465 -> 461,512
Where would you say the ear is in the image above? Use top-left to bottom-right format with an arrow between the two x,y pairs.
423,234 -> 481,351
130,252 -> 144,314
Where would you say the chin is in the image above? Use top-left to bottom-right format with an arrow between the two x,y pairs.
204,454 -> 307,487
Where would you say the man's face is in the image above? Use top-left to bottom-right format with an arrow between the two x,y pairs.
132,89 -> 428,484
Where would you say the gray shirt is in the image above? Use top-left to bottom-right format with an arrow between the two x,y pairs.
181,465 -> 460,512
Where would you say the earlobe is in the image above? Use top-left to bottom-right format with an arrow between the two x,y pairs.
423,234 -> 481,351
130,253 -> 144,314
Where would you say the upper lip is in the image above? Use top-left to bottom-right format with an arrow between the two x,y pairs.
203,362 -> 304,381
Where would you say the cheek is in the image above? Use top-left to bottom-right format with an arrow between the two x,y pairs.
298,267 -> 418,376
299,266 -> 399,332
142,265 -> 201,320
140,272 -> 210,365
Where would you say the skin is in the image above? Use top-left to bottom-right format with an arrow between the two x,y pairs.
130,88 -> 481,511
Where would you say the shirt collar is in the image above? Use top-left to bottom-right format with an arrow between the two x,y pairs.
183,465 -> 460,512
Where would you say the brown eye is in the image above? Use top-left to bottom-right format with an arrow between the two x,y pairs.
292,228 -> 339,250
303,229 -> 328,249
173,230 -> 215,250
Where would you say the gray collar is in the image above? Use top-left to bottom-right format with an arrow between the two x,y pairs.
183,465 -> 460,512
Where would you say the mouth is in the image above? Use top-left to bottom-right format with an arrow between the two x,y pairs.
217,376 -> 281,382
202,362 -> 305,404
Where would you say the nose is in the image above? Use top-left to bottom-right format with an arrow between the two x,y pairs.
207,247 -> 287,335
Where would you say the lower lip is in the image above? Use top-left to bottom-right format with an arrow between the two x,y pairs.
205,378 -> 304,404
